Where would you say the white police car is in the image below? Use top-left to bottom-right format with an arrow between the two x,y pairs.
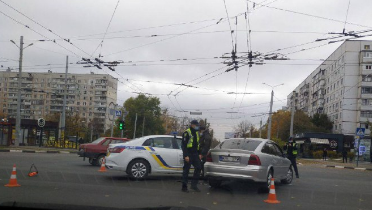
105,135 -> 185,179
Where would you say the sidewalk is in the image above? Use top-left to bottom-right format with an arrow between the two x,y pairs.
298,158 -> 372,171
0,146 -> 79,154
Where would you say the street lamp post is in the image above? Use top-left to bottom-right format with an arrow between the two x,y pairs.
10,36 -> 34,147
262,83 -> 284,140
290,91 -> 297,137
109,102 -> 118,137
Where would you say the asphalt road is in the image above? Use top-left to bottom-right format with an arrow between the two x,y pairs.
0,153 -> 371,210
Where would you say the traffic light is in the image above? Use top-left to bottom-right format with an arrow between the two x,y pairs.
119,121 -> 124,130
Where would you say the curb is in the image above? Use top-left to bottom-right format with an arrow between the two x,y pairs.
22,150 -> 36,153
326,165 -> 372,171
46,151 -> 60,153
0,149 -> 78,154
0,149 -> 10,152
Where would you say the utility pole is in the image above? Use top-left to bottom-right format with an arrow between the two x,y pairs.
249,125 -> 252,138
61,56 -> 68,145
90,121 -> 93,142
267,90 -> 274,140
15,36 -> 24,147
110,104 -> 117,137
120,113 -> 125,138
290,91 -> 296,137
277,119 -> 280,138
259,119 -> 262,138
142,116 -> 145,137
165,115 -> 168,134
133,113 -> 137,138
262,83 -> 283,140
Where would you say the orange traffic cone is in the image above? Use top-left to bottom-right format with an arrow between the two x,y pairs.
264,178 -> 280,204
98,157 -> 107,172
5,164 -> 21,187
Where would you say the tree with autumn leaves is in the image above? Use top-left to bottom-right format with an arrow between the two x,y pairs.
259,110 -> 333,144
233,110 -> 333,147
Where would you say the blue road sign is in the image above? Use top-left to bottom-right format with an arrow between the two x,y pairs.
356,128 -> 365,137
170,131 -> 178,135
115,110 -> 122,116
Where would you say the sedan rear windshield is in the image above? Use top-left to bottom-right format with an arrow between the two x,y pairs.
91,137 -> 106,144
218,139 -> 261,151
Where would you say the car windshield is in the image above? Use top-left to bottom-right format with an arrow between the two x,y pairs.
218,139 -> 261,151
90,137 -> 106,144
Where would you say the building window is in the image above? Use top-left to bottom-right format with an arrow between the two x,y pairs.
365,45 -> 370,50
83,102 -> 87,106
363,76 -> 372,82
361,111 -> 372,118
366,65 -> 372,70
364,52 -> 372,58
77,102 -> 80,105
362,87 -> 372,94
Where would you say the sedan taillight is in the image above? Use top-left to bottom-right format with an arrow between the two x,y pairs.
109,147 -> 125,153
206,152 -> 213,162
248,154 -> 261,165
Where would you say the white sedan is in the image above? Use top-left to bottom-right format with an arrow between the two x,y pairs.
105,135 -> 185,179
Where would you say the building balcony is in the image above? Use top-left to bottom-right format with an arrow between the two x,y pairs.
361,105 -> 372,110
361,94 -> 372,99
361,57 -> 372,63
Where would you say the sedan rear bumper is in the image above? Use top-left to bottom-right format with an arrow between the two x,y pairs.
204,163 -> 267,182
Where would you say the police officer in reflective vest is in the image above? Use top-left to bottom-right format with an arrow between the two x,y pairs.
283,137 -> 299,178
181,120 -> 202,192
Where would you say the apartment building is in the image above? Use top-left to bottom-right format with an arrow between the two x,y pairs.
287,40 -> 372,136
0,70 -> 118,132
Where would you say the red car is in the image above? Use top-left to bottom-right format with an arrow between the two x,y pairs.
78,137 -> 130,166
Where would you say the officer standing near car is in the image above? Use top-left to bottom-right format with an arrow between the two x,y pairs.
199,125 -> 212,178
283,137 -> 299,178
181,120 -> 202,192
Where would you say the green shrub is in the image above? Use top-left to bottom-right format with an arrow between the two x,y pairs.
347,152 -> 355,159
312,151 -> 323,159
327,151 -> 340,159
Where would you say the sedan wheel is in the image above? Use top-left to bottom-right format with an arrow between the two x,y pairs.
266,170 -> 273,190
258,169 -> 274,193
209,179 -> 222,188
128,160 -> 149,179
89,158 -> 94,165
93,155 -> 104,166
281,166 -> 293,184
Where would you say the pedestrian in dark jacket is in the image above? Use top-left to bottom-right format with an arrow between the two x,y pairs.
199,126 -> 212,178
342,148 -> 348,163
323,148 -> 328,161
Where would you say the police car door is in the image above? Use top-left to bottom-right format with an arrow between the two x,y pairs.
150,137 -> 180,172
173,137 -> 185,170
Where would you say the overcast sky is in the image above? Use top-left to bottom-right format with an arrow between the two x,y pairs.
1,0 -> 372,140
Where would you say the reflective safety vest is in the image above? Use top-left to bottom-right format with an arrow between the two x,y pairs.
185,128 -> 200,150
292,143 -> 298,155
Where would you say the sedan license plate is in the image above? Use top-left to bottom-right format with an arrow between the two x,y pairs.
219,156 -> 240,162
